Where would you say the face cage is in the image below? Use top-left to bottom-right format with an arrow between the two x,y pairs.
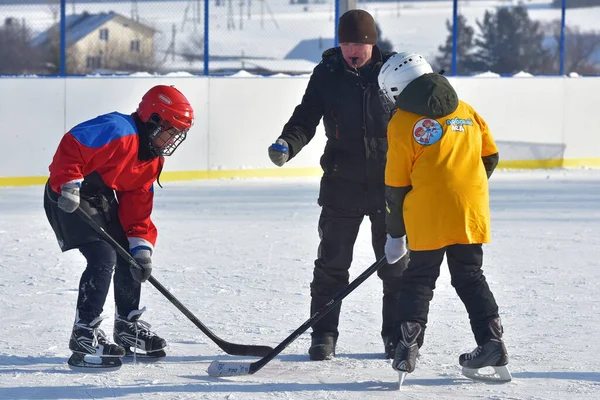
148,122 -> 188,157
378,87 -> 396,115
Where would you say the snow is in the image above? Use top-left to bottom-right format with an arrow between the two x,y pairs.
1,168 -> 600,399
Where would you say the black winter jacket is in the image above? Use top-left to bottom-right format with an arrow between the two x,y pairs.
279,46 -> 395,212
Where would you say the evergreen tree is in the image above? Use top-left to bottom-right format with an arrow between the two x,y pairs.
375,23 -> 393,53
434,14 -> 478,74
472,6 -> 554,74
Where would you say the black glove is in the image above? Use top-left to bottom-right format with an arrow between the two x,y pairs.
130,246 -> 153,282
268,139 -> 289,167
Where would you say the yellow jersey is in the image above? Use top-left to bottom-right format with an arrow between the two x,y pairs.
385,100 -> 498,251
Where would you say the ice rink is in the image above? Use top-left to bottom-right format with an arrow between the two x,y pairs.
1,169 -> 599,399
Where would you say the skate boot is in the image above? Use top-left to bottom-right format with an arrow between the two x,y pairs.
382,335 -> 397,360
459,317 -> 512,382
392,321 -> 422,388
308,332 -> 337,361
68,315 -> 126,370
114,308 -> 167,360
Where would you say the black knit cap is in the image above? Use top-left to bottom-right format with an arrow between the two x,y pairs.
338,9 -> 378,45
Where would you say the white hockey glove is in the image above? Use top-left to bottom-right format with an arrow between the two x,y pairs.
57,181 -> 81,213
385,234 -> 407,264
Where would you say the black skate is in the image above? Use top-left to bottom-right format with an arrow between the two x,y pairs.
68,315 -> 125,371
114,308 -> 167,360
308,332 -> 337,361
459,317 -> 512,382
392,321 -> 422,388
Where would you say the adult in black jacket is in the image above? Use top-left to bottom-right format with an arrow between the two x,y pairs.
268,9 -> 409,361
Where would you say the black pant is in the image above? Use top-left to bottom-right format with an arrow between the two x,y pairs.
77,241 -> 141,322
397,244 -> 499,345
310,205 -> 408,337
44,178 -> 141,323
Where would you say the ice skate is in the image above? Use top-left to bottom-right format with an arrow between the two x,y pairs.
114,308 -> 167,360
68,315 -> 125,371
459,317 -> 512,383
392,321 -> 422,389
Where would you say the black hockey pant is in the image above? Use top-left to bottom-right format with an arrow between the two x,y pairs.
310,205 -> 408,338
77,240 -> 142,323
397,244 -> 499,346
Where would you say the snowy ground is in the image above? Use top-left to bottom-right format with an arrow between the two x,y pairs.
1,168 -> 600,399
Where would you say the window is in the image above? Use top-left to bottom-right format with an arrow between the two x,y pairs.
130,40 -> 141,53
86,56 -> 102,69
99,28 -> 109,41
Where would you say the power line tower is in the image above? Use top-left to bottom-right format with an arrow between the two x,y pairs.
227,0 -> 236,30
131,0 -> 140,22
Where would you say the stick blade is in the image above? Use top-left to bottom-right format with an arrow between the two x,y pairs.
221,343 -> 273,357
208,360 -> 253,377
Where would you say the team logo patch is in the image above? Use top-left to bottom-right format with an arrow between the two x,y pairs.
413,118 -> 443,146
445,117 -> 473,132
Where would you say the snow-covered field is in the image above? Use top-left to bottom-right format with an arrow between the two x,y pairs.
1,168 -> 599,399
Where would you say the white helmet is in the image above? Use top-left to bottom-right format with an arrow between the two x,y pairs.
378,52 -> 433,110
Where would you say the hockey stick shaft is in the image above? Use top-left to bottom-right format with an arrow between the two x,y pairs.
75,207 -> 273,357
208,255 -> 388,376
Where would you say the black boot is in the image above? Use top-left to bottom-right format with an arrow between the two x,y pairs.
309,332 -> 338,361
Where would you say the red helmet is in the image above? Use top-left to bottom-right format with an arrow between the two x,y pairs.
136,85 -> 194,156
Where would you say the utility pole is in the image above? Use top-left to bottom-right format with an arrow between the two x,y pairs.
338,0 -> 357,15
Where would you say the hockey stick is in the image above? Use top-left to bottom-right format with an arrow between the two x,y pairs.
207,255 -> 388,376
75,207 -> 273,357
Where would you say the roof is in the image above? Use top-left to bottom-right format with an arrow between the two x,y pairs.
285,37 -> 335,64
31,12 -> 154,48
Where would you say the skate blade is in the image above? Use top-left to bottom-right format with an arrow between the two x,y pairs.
123,348 -> 166,362
462,365 -> 512,383
398,371 -> 408,389
67,353 -> 122,372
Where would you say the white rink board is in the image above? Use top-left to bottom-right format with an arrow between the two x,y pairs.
1,75 -> 600,180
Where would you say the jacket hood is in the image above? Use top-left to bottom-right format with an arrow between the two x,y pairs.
395,73 -> 459,119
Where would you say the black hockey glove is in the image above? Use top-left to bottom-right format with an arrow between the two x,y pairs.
130,246 -> 153,282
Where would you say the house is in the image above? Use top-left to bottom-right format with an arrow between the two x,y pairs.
32,12 -> 156,74
285,37 -> 335,64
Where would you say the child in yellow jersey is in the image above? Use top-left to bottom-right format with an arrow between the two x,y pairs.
378,52 -> 511,385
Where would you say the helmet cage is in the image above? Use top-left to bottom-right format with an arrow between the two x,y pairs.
147,113 -> 188,157
378,87 -> 397,115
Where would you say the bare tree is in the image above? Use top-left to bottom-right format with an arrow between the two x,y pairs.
0,18 -> 44,74
543,20 -> 600,75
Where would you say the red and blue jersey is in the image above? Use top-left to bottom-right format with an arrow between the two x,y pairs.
49,112 -> 164,250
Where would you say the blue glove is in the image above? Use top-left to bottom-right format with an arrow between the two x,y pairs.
385,234 -> 408,264
130,246 -> 153,283
268,139 -> 289,167
57,182 -> 81,213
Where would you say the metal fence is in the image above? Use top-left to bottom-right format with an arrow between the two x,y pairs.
0,0 -> 598,76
